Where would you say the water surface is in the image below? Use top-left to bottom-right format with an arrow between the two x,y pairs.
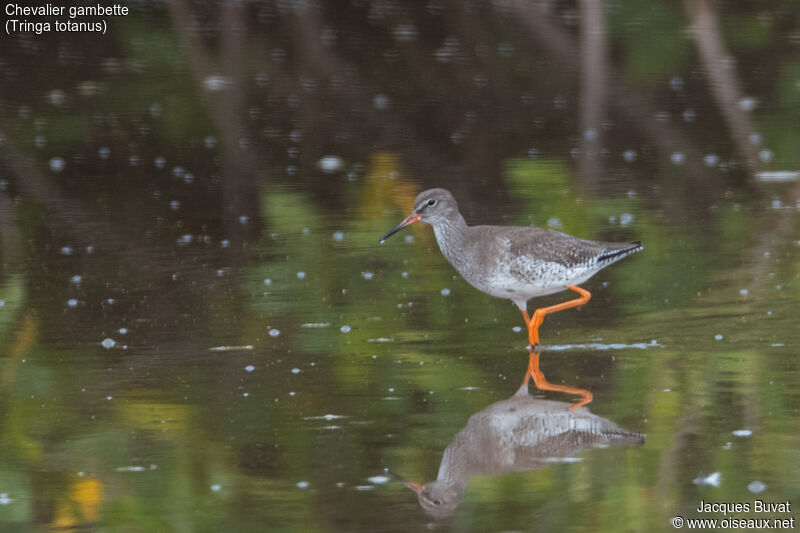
1,1 -> 799,531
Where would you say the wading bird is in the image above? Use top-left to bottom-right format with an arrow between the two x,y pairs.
380,188 -> 642,347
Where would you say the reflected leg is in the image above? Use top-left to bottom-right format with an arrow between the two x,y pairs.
526,285 -> 591,347
523,346 -> 593,411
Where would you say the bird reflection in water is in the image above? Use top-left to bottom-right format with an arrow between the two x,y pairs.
400,348 -> 644,519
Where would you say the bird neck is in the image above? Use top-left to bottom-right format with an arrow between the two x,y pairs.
435,440 -> 472,493
432,213 -> 468,261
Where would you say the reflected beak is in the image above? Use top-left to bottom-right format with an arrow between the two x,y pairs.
403,481 -> 425,494
380,212 -> 420,243
384,467 -> 424,494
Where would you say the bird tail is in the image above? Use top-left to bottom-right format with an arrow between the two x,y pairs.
597,241 -> 643,263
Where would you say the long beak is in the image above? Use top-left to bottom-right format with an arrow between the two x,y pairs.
384,467 -> 425,494
403,481 -> 425,494
380,212 -> 420,243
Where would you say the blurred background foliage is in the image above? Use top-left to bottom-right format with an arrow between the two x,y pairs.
0,0 -> 799,531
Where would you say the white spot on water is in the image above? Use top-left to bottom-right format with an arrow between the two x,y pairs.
297,271 -> 306,279
748,481 -> 766,493
208,345 -> 254,352
404,235 -> 414,243
623,149 -> 637,162
67,299 -> 78,308
670,152 -> 685,165
203,75 -> 232,91
759,149 -> 773,163
512,326 -> 522,333
269,329 -> 280,337
393,23 -> 418,42
119,328 -> 127,335
340,325 -> 351,333
318,156 -> 343,173
204,136 -> 217,149
221,240 -> 230,248
170,200 -> 180,210
739,97 -> 757,111
101,338 -> 115,349
704,154 -> 719,167
49,157 -> 66,172
245,365 -> 255,372
368,475 -> 390,485
332,231 -> 344,241
291,368 -> 301,374
154,157 -> 166,169
0,493 -> 11,505
682,109 -> 696,122
183,173 -> 194,184
401,272 -> 408,278
547,341 -> 664,351
373,94 -> 390,109
440,288 -> 450,296
547,217 -> 562,228
239,215 -> 248,225
693,472 -> 722,487
98,147 -> 111,159
71,275 -> 82,284
361,272 -> 374,280
48,89 -> 66,106
263,278 -> 272,285
620,213 -> 634,227
296,481 -> 309,489
755,171 -> 799,182
739,289 -> 749,296
732,429 -> 752,437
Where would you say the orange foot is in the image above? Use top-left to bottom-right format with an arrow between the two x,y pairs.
520,285 -> 592,348
522,346 -> 593,411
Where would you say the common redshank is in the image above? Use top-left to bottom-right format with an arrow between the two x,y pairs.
380,188 -> 642,347
399,351 -> 644,518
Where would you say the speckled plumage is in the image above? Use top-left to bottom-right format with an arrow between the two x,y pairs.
385,188 -> 643,311
411,383 -> 645,518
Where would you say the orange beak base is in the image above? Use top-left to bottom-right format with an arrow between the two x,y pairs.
379,212 -> 420,243
403,481 -> 425,494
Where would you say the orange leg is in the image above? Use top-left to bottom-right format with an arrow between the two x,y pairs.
521,285 -> 591,348
522,346 -> 593,410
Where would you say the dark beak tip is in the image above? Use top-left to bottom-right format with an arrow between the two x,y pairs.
380,213 -> 420,243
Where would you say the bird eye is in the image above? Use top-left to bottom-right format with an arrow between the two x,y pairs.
427,198 -> 437,207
